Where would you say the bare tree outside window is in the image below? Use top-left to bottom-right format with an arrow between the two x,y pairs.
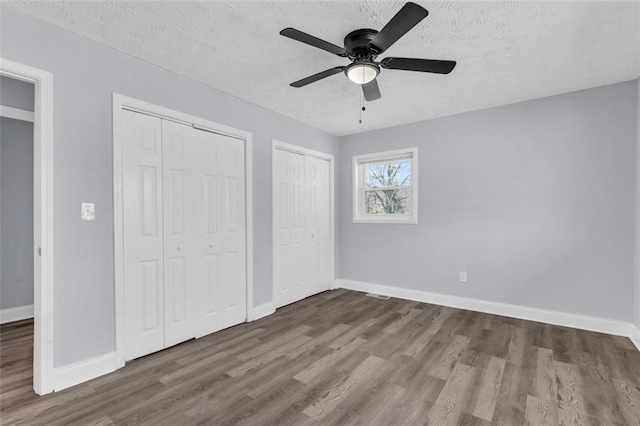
353,148 -> 417,223
364,160 -> 411,215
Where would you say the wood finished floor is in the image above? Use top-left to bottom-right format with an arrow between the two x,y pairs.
1,289 -> 640,425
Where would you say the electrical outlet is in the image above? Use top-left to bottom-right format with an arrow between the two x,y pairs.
81,203 -> 95,221
459,271 -> 468,283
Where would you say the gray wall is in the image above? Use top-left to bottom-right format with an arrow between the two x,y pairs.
339,81 -> 638,323
1,7 -> 338,367
0,75 -> 35,111
0,117 -> 34,310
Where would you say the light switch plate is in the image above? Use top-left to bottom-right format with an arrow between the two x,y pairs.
81,203 -> 95,221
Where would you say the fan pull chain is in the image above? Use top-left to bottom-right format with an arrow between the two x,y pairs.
359,92 -> 366,124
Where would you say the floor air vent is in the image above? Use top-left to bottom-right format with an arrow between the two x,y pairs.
366,293 -> 391,300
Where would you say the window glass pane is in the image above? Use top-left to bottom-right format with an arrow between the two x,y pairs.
365,189 -> 410,215
365,160 -> 411,188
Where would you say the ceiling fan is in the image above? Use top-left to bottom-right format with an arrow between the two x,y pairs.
280,2 -> 456,102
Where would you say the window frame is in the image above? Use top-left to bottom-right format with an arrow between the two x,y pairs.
352,147 -> 418,224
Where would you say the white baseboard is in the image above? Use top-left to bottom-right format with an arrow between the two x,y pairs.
630,325 -> 640,351
248,302 -> 275,322
0,304 -> 34,324
52,352 -> 117,392
337,279 -> 639,348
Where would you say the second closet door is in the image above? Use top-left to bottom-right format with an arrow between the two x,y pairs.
274,149 -> 305,307
274,149 -> 331,309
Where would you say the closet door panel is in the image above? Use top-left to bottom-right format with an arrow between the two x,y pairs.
305,157 -> 320,297
220,136 -> 247,327
195,132 -> 247,334
305,156 -> 331,296
193,132 -> 224,336
316,158 -> 331,292
162,120 -> 197,348
273,149 -> 293,307
289,153 -> 305,303
193,132 -> 223,336
123,110 -> 165,361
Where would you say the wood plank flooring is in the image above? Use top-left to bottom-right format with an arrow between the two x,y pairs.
1,289 -> 640,425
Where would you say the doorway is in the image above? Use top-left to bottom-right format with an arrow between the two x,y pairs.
1,76 -> 34,321
0,59 -> 54,395
0,75 -> 35,402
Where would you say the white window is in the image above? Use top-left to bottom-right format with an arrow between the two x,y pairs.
353,148 -> 418,224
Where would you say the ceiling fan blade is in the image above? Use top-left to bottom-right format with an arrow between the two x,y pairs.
280,28 -> 348,57
380,57 -> 456,74
369,2 -> 429,54
290,67 -> 346,88
362,79 -> 381,102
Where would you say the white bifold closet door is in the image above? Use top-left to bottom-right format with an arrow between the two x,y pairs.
193,129 -> 247,337
122,110 -> 246,361
274,148 -> 330,308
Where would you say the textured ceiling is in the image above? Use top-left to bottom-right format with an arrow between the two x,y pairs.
6,1 -> 640,135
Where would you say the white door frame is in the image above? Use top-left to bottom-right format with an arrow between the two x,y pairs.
272,139 -> 336,309
113,94 -> 254,368
0,58 -> 55,395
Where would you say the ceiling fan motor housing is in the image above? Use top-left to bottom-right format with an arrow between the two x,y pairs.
344,29 -> 380,60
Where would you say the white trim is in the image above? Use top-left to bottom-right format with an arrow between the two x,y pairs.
634,76 -> 640,352
352,147 -> 419,224
272,140 -> 334,161
0,305 -> 34,324
0,58 -> 54,395
112,95 -> 125,369
337,279 -> 640,347
329,153 -> 336,290
630,326 -> 640,352
246,132 -> 255,321
249,302 -> 276,321
52,352 -> 117,392
271,139 -> 337,307
0,105 -> 34,122
352,147 -> 418,162
112,93 -> 254,368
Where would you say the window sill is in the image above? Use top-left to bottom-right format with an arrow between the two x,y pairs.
353,217 -> 418,224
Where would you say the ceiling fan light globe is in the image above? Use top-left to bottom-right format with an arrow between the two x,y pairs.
346,63 -> 379,85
